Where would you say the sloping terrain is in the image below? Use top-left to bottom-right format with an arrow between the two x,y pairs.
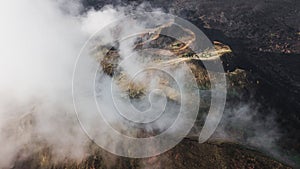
11,0 -> 300,168
83,0 -> 300,167
13,140 -> 291,169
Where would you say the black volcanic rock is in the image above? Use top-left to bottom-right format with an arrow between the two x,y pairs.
82,0 -> 300,167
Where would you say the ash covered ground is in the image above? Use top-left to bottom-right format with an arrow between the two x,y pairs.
1,0 -> 300,168
81,0 -> 300,168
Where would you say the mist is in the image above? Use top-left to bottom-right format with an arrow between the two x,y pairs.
0,0 -> 285,168
0,0 -> 181,167
213,102 -> 280,151
0,0 -> 123,167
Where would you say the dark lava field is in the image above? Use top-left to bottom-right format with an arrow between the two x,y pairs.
82,0 -> 300,168
12,0 -> 300,168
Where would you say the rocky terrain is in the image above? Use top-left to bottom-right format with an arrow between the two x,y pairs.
13,140 -> 292,169
82,0 -> 300,167
11,0 -> 300,168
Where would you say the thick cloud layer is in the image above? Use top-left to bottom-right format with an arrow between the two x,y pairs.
0,0 -> 284,167
0,0 -> 124,167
